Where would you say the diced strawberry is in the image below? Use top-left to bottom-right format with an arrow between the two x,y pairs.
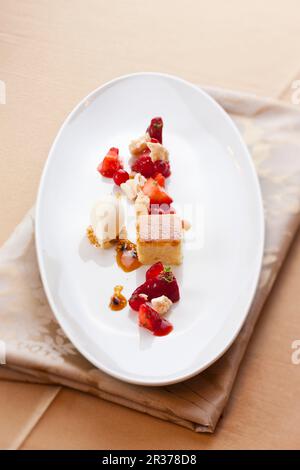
142,178 -> 173,205
129,266 -> 180,310
153,160 -> 171,178
154,172 -> 165,187
129,292 -> 147,311
154,319 -> 173,336
146,117 -> 163,144
97,148 -> 123,178
108,147 -> 119,157
145,261 -> 164,281
138,303 -> 162,332
138,304 -> 173,336
145,268 -> 180,302
113,169 -> 129,186
131,154 -> 155,178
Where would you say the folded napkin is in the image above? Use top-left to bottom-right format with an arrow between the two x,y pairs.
1,88 -> 300,433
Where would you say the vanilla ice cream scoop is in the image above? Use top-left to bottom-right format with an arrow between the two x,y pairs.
90,195 -> 125,248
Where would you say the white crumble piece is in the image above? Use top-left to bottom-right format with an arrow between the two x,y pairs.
129,133 -> 150,156
151,295 -> 173,315
135,192 -> 150,217
134,172 -> 147,188
120,173 -> 147,201
120,179 -> 137,200
146,141 -> 169,162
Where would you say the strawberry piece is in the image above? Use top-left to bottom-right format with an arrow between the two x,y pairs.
113,169 -> 129,186
154,318 -> 173,336
138,303 -> 162,331
138,303 -> 173,336
129,293 -> 147,311
145,261 -> 164,281
153,160 -> 171,178
97,148 -> 123,178
146,268 -> 180,302
146,117 -> 163,144
107,147 -> 119,156
129,266 -> 180,310
131,154 -> 155,178
142,178 -> 173,205
154,172 -> 165,187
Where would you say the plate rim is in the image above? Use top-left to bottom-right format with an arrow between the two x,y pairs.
35,72 -> 265,386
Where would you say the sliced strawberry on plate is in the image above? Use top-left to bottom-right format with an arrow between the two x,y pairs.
138,303 -> 161,331
138,303 -> 173,336
146,266 -> 180,302
146,117 -> 163,144
145,261 -> 164,281
154,172 -> 165,187
97,147 -> 123,178
129,266 -> 180,310
129,292 -> 148,311
142,178 -> 173,205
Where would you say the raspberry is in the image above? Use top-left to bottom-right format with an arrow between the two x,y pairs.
131,155 -> 155,178
153,160 -> 171,178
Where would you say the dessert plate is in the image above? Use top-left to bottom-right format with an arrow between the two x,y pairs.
36,73 -> 264,386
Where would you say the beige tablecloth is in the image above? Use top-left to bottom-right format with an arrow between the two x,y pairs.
1,87 -> 300,432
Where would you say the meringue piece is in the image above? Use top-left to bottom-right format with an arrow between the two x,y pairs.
120,178 -> 136,201
133,172 -> 147,192
89,195 -> 125,248
135,192 -> 150,217
151,295 -> 173,315
146,141 -> 169,162
129,133 -> 150,156
120,173 -> 146,201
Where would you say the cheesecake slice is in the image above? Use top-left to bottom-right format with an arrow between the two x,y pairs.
136,214 -> 183,265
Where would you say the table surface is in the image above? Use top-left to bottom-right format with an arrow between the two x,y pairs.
1,0 -> 300,450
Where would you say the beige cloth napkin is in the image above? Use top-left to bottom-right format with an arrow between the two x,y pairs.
1,88 -> 300,433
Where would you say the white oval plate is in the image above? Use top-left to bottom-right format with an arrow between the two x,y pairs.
36,73 -> 264,386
